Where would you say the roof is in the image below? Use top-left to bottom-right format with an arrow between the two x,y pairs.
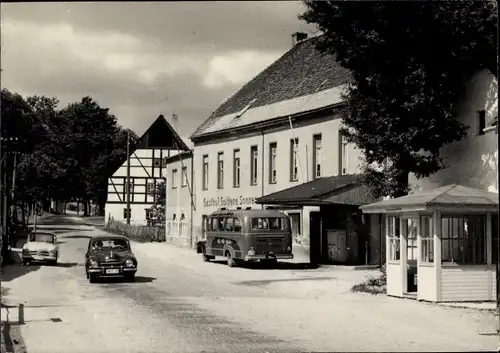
191,35 -> 350,139
255,174 -> 378,206
164,150 -> 193,164
360,184 -> 499,213
135,115 -> 189,151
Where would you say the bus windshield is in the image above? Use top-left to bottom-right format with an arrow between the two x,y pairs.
250,217 -> 286,231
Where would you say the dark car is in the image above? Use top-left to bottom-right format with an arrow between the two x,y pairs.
85,235 -> 137,283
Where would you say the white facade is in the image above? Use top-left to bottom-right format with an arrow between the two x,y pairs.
105,148 -> 182,225
168,111 -> 363,248
410,69 -> 498,193
164,152 -> 195,247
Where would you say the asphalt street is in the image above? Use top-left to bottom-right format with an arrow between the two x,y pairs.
0,215 -> 498,353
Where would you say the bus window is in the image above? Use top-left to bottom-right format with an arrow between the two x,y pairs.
251,217 -> 269,230
234,218 -> 242,232
269,217 -> 284,230
251,217 -> 285,230
225,218 -> 234,231
210,217 -> 223,231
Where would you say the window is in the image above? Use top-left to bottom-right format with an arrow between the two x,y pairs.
153,158 -> 162,167
250,146 -> 258,185
404,217 -> 418,261
290,138 -> 299,181
269,142 -> 277,184
478,110 -> 486,136
172,169 -> 178,188
441,215 -> 486,264
387,216 -> 401,261
123,208 -> 131,219
340,133 -> 348,175
251,217 -> 285,231
181,166 -> 188,187
420,215 -> 434,263
210,217 -> 224,231
202,155 -> 209,190
124,179 -> 134,193
313,134 -> 322,179
289,213 -> 301,244
162,158 -> 167,168
233,149 -> 240,188
217,152 -> 224,189
146,182 -> 155,194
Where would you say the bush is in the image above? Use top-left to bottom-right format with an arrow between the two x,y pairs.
351,265 -> 387,295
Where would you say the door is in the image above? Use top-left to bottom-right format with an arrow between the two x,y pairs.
403,216 -> 418,293
309,212 -> 321,264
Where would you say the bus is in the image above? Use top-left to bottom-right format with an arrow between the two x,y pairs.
196,209 -> 293,267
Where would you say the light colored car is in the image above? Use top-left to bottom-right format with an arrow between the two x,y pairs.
22,232 -> 59,265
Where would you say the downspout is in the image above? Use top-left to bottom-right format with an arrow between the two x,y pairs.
190,154 -> 194,248
261,129 -> 265,210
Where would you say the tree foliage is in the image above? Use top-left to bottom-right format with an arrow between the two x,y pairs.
300,1 -> 497,197
1,89 -> 137,218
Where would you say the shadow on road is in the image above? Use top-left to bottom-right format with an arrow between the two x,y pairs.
98,276 -> 156,284
38,227 -> 95,234
0,263 -> 41,282
235,276 -> 336,286
53,262 -> 79,268
209,260 -> 319,270
58,234 -> 93,240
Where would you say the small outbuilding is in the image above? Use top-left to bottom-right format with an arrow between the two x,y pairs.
360,184 -> 499,302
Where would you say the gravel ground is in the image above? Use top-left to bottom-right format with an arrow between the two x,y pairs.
0,215 -> 497,352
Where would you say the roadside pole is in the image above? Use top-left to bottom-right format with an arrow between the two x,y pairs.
126,131 -> 131,225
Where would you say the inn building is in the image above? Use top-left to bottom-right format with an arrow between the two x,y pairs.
166,33 -> 382,264
105,114 -> 190,225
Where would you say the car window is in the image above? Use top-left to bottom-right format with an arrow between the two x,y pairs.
91,239 -> 129,250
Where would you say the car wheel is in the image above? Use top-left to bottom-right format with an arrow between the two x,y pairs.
226,251 -> 236,268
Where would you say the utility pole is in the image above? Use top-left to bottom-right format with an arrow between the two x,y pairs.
126,131 -> 131,225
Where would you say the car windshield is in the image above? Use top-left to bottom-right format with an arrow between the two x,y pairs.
29,233 -> 55,243
91,238 -> 129,251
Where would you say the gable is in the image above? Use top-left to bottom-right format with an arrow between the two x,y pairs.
136,114 -> 189,150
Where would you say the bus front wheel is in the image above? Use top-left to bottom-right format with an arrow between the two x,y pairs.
202,248 -> 214,262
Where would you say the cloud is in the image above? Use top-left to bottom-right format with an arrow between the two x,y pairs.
203,50 -> 281,89
1,2 -> 316,136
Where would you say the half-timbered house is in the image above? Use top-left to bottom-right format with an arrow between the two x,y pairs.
105,114 -> 190,225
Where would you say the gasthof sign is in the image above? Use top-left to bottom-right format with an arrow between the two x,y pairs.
202,196 -> 256,208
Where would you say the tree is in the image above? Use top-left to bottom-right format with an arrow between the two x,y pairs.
300,1 -> 497,197
145,181 -> 166,225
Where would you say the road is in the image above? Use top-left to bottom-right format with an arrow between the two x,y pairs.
1,215 -> 498,353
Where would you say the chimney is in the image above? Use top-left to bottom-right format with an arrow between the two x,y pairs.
291,32 -> 308,47
172,112 -> 178,131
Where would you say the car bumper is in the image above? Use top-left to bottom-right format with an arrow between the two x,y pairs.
23,255 -> 57,262
244,253 -> 293,261
88,267 -> 137,277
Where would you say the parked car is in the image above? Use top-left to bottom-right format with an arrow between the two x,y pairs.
22,232 -> 59,265
85,235 -> 137,283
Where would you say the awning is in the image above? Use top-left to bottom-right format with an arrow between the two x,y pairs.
255,174 -> 378,206
360,184 -> 499,214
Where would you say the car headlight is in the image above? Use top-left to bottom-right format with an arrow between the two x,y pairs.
22,248 -> 29,255
90,260 -> 99,268
50,250 -> 56,256
125,259 -> 134,267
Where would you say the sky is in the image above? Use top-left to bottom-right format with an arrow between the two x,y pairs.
1,1 -> 316,140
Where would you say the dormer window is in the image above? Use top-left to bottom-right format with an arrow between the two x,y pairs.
234,99 -> 257,119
